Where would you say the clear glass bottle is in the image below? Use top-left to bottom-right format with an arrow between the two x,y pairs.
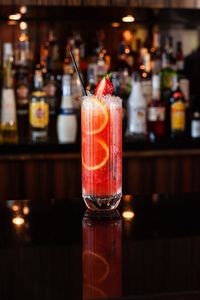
29,64 -> 49,141
191,110 -> 200,139
96,53 -> 107,82
126,78 -> 147,139
1,43 -> 18,143
86,63 -> 97,94
57,74 -> 77,143
150,26 -> 162,74
147,74 -> 166,141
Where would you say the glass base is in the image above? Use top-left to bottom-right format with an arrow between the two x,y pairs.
83,193 -> 122,211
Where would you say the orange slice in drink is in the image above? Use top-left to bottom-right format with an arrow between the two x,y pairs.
82,138 -> 109,171
82,98 -> 109,135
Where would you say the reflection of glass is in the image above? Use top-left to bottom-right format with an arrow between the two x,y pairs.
81,94 -> 122,211
82,210 -> 122,299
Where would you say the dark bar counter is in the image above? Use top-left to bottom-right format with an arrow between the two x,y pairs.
0,137 -> 200,154
1,193 -> 200,300
0,138 -> 200,202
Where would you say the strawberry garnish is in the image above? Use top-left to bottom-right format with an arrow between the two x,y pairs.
95,73 -> 114,98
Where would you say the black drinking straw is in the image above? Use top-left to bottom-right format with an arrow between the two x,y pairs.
69,50 -> 87,96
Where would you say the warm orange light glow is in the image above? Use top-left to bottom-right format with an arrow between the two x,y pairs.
12,204 -> 19,212
20,6 -> 27,14
7,20 -> 17,26
122,210 -> 135,221
123,195 -> 133,202
20,21 -> 28,30
122,30 -> 133,43
140,65 -> 145,70
111,22 -> 120,28
122,15 -> 135,23
142,72 -> 147,78
12,216 -> 25,226
19,34 -> 27,42
9,13 -> 21,21
125,48 -> 130,54
23,206 -> 29,215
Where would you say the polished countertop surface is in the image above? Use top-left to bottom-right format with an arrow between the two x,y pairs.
1,193 -> 200,299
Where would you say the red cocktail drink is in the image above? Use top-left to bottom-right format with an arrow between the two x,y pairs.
81,94 -> 122,210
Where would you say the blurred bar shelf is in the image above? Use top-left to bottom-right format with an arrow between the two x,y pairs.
1,0 -> 200,9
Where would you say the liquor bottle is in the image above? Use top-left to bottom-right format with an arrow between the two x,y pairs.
29,64 -> 49,141
140,47 -> 152,105
15,21 -> 31,67
1,43 -> 18,143
191,110 -> 200,139
175,41 -> 190,108
15,76 -> 30,141
112,71 -> 121,96
118,68 -> 131,100
63,40 -> 74,76
191,98 -> 200,139
46,29 -> 62,76
147,74 -> 166,141
126,78 -> 147,139
165,36 -> 175,65
96,53 -> 107,82
118,29 -> 134,74
57,74 -> 77,143
150,26 -> 162,74
44,31 -> 62,95
74,32 -> 87,77
169,77 -> 186,138
176,41 -> 184,75
71,71 -> 83,109
43,74 -> 59,141
86,62 -> 97,94
161,36 -> 177,103
134,38 -> 142,72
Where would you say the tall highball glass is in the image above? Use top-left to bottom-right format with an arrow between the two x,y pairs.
81,94 -> 122,211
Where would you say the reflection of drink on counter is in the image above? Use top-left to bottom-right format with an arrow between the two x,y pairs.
81,74 -> 122,211
82,210 -> 122,300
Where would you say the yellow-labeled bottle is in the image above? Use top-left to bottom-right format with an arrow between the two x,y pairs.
29,64 -> 49,141
169,79 -> 186,138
